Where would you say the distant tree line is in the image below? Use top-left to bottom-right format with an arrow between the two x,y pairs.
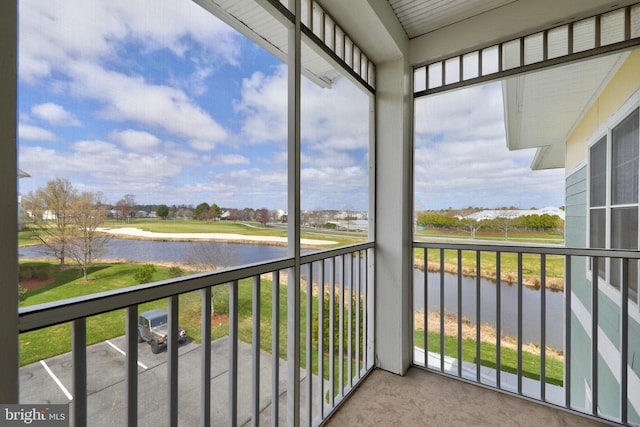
416,210 -> 564,238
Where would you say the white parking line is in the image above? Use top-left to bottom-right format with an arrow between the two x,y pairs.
40,360 -> 73,401
105,340 -> 148,370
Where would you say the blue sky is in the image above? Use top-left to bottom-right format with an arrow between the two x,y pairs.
18,0 -> 371,211
18,0 -> 561,213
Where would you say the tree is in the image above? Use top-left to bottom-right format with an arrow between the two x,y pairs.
66,192 -> 110,280
254,208 -> 270,225
194,202 -> 210,220
22,178 -> 77,266
123,194 -> 136,221
226,208 -> 242,222
210,203 -> 222,220
184,242 -> 238,317
494,216 -> 513,240
156,204 -> 169,220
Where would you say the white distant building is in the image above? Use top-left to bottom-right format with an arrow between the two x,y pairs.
463,207 -> 565,222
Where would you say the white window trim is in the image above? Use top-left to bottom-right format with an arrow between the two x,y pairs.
586,88 -> 640,318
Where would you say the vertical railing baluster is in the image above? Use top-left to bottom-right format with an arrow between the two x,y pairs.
540,255 -> 547,401
367,248 -> 374,370
496,252 -> 502,389
329,257 -> 335,408
317,262 -> 324,420
306,264 -> 313,427
355,251 -> 361,379
125,306 -> 138,427
272,272 -> 280,427
565,255 -> 572,408
591,257 -> 599,416
476,251 -> 481,383
252,275 -> 261,426
621,258 -> 629,425
201,288 -> 211,427
230,280 -> 239,427
73,318 -> 87,427
457,250 -> 462,377
424,248 -> 428,367
440,249 -> 445,372
347,254 -> 353,388
168,295 -> 179,427
517,253 -> 523,395
339,254 -> 345,398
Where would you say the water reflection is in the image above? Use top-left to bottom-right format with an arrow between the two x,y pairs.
413,269 -> 564,349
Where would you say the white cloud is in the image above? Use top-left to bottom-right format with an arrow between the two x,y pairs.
18,124 -> 58,141
413,83 -> 565,210
19,141 -> 183,199
32,103 -> 81,127
109,129 -> 162,153
18,0 -> 240,82
212,154 -> 250,166
68,61 -> 228,146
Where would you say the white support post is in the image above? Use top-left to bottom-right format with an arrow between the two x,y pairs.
374,58 -> 413,375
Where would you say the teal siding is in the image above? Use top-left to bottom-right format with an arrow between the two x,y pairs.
598,352 -> 620,419
571,311 -> 591,411
599,290 -> 621,352
565,167 -> 591,310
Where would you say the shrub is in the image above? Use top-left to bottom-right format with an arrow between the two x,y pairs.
35,267 -> 51,280
134,264 -> 156,284
18,285 -> 28,302
19,267 -> 33,281
168,266 -> 184,278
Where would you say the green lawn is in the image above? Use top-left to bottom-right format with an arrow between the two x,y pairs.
19,260 -> 365,399
19,220 -> 367,249
413,248 -> 566,290
414,330 -> 563,386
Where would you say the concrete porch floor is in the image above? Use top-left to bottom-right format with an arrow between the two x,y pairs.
324,368 -> 608,426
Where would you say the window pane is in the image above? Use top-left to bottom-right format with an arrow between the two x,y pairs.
590,137 -> 607,207
18,0 -> 289,296
590,208 -> 606,279
300,33 -> 371,248
610,206 -> 638,289
589,208 -> 606,248
611,108 -> 639,205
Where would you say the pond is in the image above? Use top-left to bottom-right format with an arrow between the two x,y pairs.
413,269 -> 565,349
20,239 -> 563,348
19,238 -> 292,266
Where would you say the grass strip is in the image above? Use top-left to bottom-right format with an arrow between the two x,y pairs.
414,330 -> 563,386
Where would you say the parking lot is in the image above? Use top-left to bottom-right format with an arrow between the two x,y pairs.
19,336 -> 320,426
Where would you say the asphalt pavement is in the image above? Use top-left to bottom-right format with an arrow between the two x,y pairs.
20,336 -> 324,426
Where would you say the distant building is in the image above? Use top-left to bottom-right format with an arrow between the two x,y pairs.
463,207 -> 565,222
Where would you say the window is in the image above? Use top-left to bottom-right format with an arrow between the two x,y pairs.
588,107 -> 640,302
